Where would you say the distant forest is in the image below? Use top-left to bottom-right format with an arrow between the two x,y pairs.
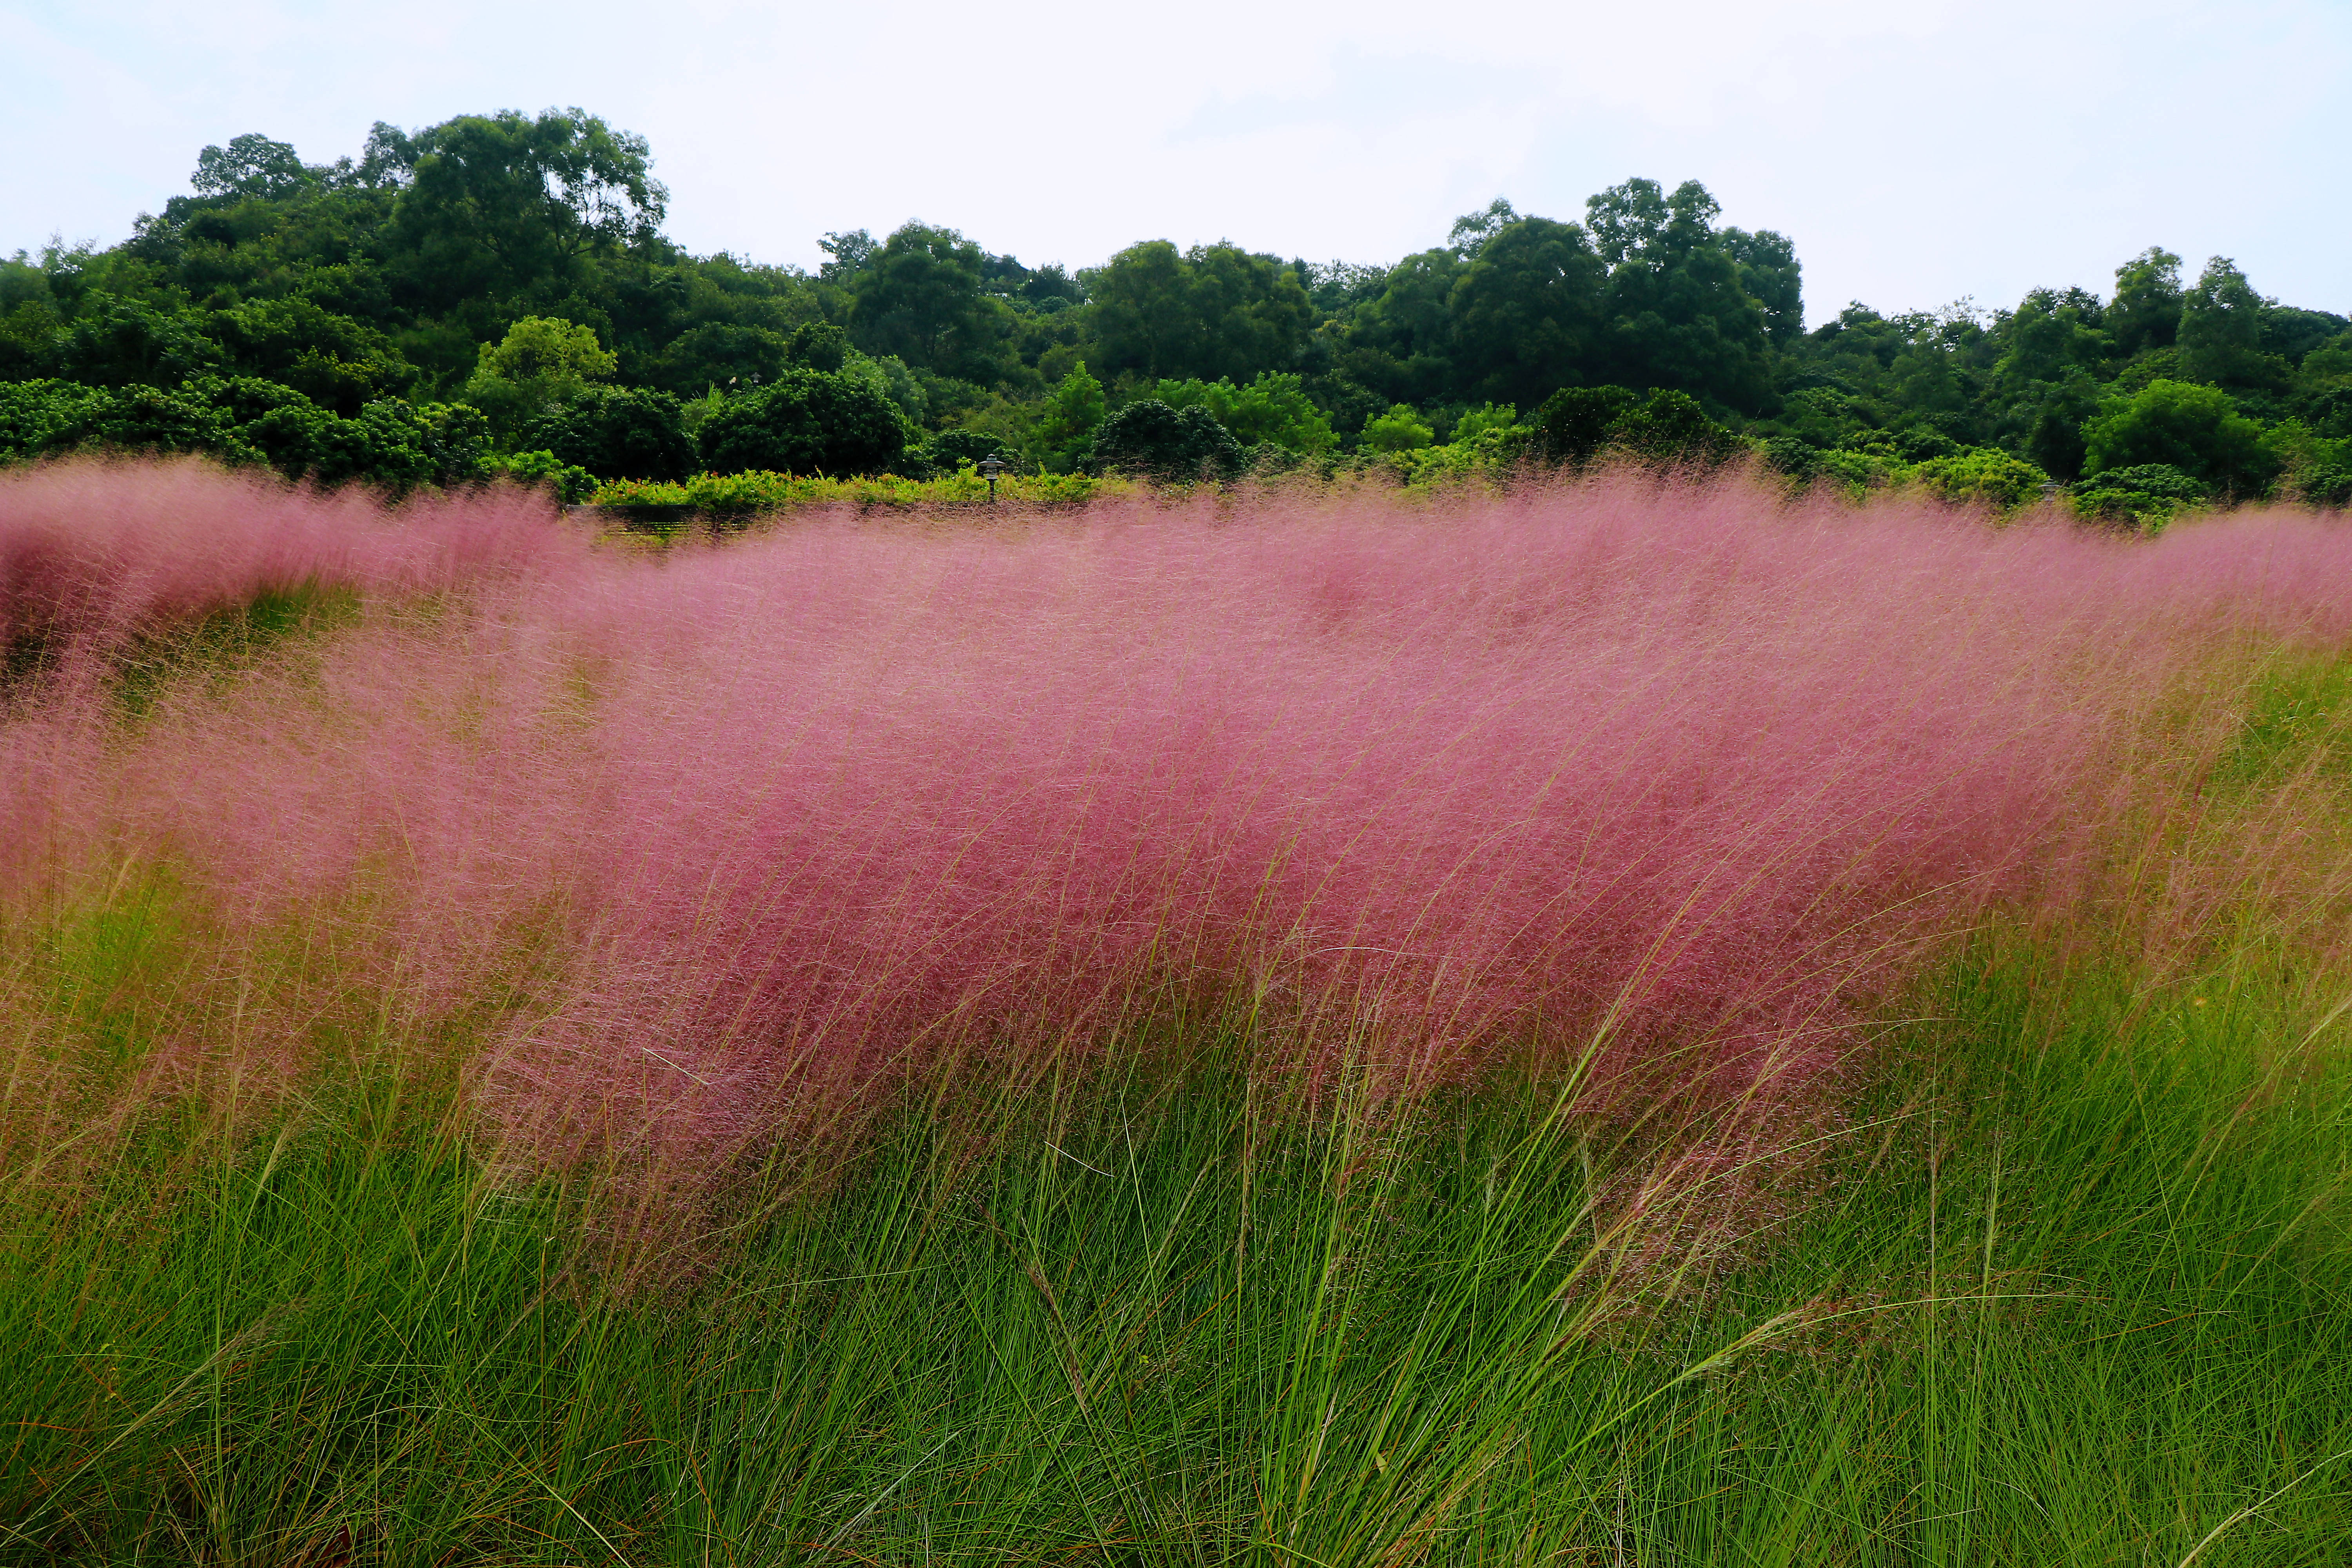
4,107 -> 2348,517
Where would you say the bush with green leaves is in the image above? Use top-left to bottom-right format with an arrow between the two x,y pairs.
1609,389 -> 1747,469
1152,372 -> 1337,454
1526,385 -> 1637,467
694,370 -> 909,477
0,378 -> 111,461
492,448 -> 597,503
1911,448 -> 2054,511
2299,466 -> 2352,509
2082,379 -> 2277,497
1761,434 -> 1821,481
460,316 -> 617,441
1090,399 -> 1246,482
0,374 -> 489,494
2070,463 -> 2209,528
1359,403 -> 1436,454
523,386 -> 696,481
1029,361 -> 1106,475
913,428 -> 1013,477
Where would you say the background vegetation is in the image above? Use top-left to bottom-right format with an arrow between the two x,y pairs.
3,113 -> 2347,522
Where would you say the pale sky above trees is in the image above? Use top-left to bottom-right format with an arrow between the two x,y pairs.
4,0 -> 2345,325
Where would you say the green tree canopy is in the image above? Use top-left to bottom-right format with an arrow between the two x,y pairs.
56,297 -> 223,388
849,224 -> 1004,381
1152,372 -> 1336,454
387,109 -> 668,309
2082,379 -> 2276,495
191,134 -> 315,201
1341,247 -> 1466,405
653,323 -> 793,395
461,316 -> 616,438
1720,226 -> 1804,346
2178,257 -> 2278,388
1087,241 -> 1314,384
1586,179 -> 1772,410
1447,218 -> 1608,408
2109,247 -> 2184,360
1090,399 -> 1246,481
1359,403 -> 1435,453
1029,361 -> 1106,474
694,371 -> 907,476
523,385 -> 695,480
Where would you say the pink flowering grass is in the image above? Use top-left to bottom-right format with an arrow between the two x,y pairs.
0,456 -> 583,675
7,461 -> 2352,1186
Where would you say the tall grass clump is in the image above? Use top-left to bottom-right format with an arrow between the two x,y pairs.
4,462 -> 2351,1561
9,465 -> 2352,1187
0,457 -> 580,678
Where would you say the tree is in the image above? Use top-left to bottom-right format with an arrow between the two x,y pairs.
1360,404 -> 1435,453
1586,179 -> 1772,410
1607,388 -> 1745,469
212,296 -> 412,413
2109,247 -> 2183,359
1447,198 -> 1520,259
1996,288 -> 2107,389
1912,449 -> 2053,510
1087,241 -> 1314,384
1090,400 -> 1245,481
524,386 -> 695,480
2072,463 -> 2209,527
653,323 -> 794,394
695,371 -> 907,475
1526,385 -> 1637,468
817,229 -> 876,283
388,109 -> 668,307
191,134 -> 314,201
2020,369 -> 2105,481
1720,227 -> 1804,346
1030,361 -> 1106,473
462,316 -> 616,439
1342,248 -> 1466,405
76,385 -> 249,458
1448,218 -> 1608,407
2082,379 -> 2276,495
848,224 -> 1005,381
1152,372 -> 1335,453
788,321 -> 849,374
0,380 -> 105,461
2178,257 -> 2279,388
56,296 -> 223,387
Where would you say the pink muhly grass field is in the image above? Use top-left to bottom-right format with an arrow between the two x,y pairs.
0,456 -> 582,668
9,461 -> 2352,1173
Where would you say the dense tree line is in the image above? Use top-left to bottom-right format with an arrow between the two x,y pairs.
3,109 -> 2347,517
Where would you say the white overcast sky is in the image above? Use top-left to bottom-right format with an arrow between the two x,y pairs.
4,0 -> 2347,327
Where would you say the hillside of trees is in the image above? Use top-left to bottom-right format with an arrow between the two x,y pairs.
4,108 -> 2349,518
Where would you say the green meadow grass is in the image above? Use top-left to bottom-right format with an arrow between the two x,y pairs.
4,574 -> 2349,1565
3,913 -> 2346,1566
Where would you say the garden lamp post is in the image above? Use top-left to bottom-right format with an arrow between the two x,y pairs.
977,453 -> 1007,503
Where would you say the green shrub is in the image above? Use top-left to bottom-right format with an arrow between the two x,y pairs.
493,448 -> 596,504
1359,403 -> 1436,454
1911,448 -> 2054,511
1608,389 -> 1746,469
1526,386 -> 1637,467
2070,462 -> 2209,528
1152,372 -> 1337,454
523,386 -> 695,481
1091,400 -> 1246,481
695,371 -> 908,477
2082,379 -> 2278,496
